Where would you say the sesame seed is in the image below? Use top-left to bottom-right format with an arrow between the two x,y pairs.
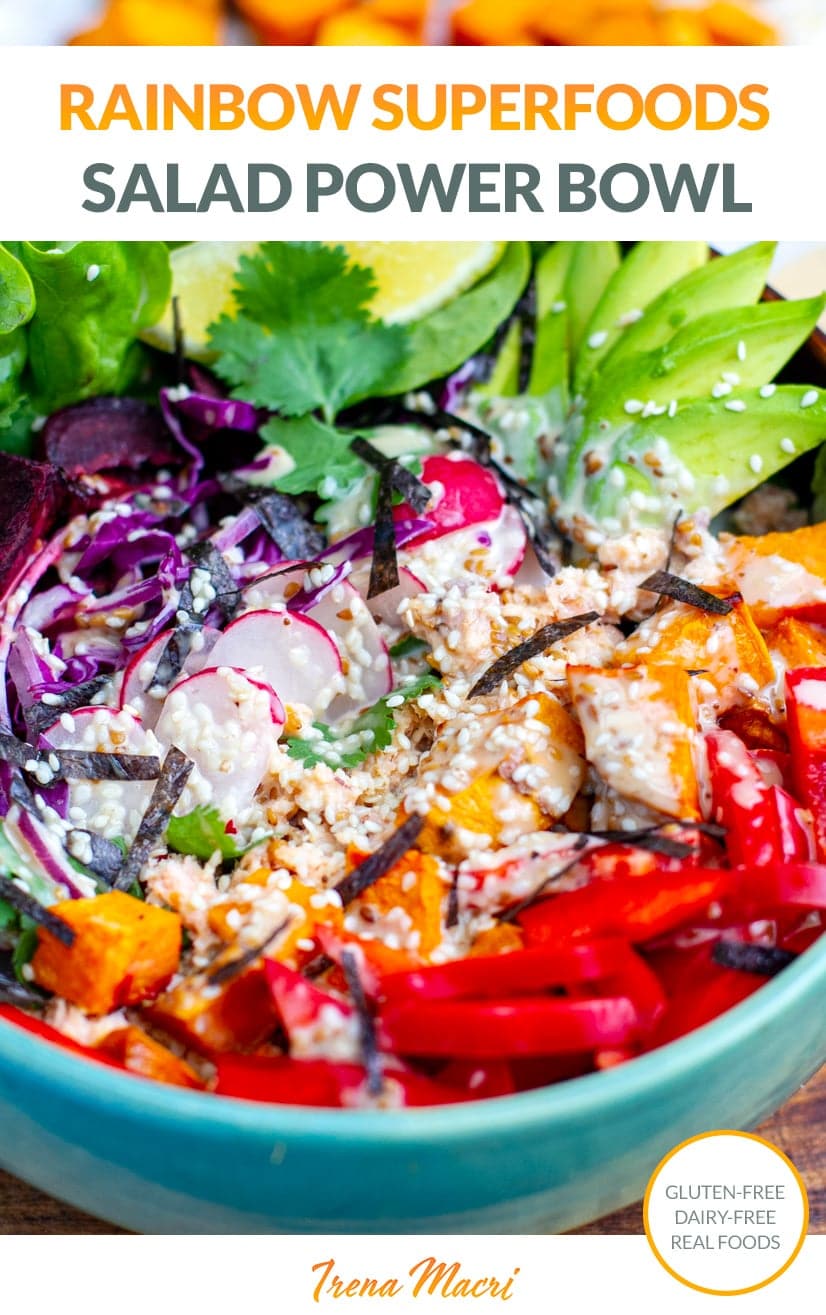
749,454 -> 763,474
801,389 -> 819,409
780,437 -> 796,454
737,341 -> 747,362
725,400 -> 747,413
759,384 -> 776,399
588,330 -> 608,350
712,382 -> 733,399
623,399 -> 645,415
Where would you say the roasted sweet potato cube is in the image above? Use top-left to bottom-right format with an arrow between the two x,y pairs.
451,0 -> 540,45
614,591 -> 774,713
418,693 -> 586,856
32,892 -> 182,1016
656,8 -> 711,44
722,523 -> 826,626
99,1027 -> 205,1089
568,664 -> 700,820
357,850 -> 446,958
316,11 -> 417,42
702,0 -> 776,44
765,617 -> 826,671
236,0 -> 351,44
147,962 -> 278,1054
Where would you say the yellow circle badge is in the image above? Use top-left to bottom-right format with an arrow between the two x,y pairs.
644,1130 -> 808,1296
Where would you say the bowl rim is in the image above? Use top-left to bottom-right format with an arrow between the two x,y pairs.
2,928 -> 826,1147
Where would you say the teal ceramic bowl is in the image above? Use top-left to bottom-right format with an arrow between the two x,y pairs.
1,933 -> 825,1233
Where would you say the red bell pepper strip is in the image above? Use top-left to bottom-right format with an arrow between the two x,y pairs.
749,748 -> 794,792
705,728 -> 806,867
214,1054 -> 469,1107
646,942 -> 767,1049
379,996 -> 641,1058
786,668 -> 826,860
264,959 -> 354,1040
594,948 -> 666,1029
379,939 -> 635,1008
772,785 -> 816,862
738,861 -> 826,910
517,867 -> 731,950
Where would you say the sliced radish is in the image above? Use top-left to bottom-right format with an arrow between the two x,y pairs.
394,455 -> 505,545
42,706 -> 162,842
155,666 -> 284,819
349,565 -> 425,630
512,541 -> 556,589
305,579 -> 392,716
241,566 -> 391,716
402,505 -> 527,590
207,610 -> 343,716
120,627 -> 219,728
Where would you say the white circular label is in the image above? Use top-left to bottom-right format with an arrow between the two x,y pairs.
644,1131 -> 808,1295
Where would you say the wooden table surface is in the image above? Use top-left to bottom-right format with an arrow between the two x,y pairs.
1,1065 -> 824,1235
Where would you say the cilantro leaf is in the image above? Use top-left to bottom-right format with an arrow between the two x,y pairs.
260,414 -> 364,498
287,671 -> 440,770
0,899 -> 18,933
207,243 -> 409,424
166,808 -> 269,862
389,635 -> 429,660
166,807 -> 248,861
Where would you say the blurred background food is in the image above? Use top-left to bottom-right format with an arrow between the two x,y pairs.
2,0 -> 824,45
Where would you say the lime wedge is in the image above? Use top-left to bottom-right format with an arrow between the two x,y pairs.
141,240 -> 506,359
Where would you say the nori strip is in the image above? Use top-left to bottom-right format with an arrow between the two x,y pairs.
341,949 -> 384,1098
113,747 -> 193,892
349,436 -> 431,514
8,769 -> 37,816
50,751 -> 160,782
0,735 -> 161,783
498,845 -> 588,925
208,915 -> 292,987
0,971 -> 44,1010
221,476 -> 325,559
150,578 -> 198,693
253,491 -> 325,559
367,463 -> 400,599
639,571 -> 734,616
712,940 -> 797,977
68,831 -> 123,885
0,875 -> 76,946
186,540 -> 241,624
446,867 -> 460,929
25,675 -> 112,738
303,953 -> 335,981
469,612 -> 601,697
588,828 -> 696,859
334,814 -> 425,906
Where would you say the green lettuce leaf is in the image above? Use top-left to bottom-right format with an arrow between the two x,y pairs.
14,241 -> 171,411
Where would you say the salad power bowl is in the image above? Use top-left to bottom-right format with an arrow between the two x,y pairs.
1,239 -> 826,1232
